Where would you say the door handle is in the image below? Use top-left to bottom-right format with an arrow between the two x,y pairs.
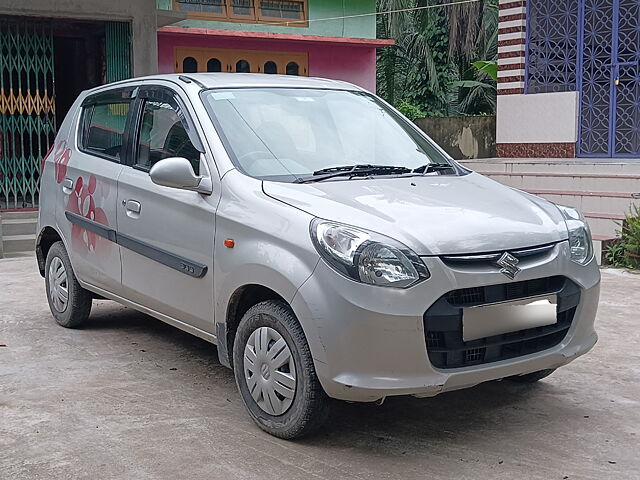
124,200 -> 141,214
62,178 -> 74,194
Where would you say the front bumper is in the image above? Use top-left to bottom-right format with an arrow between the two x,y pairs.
291,241 -> 600,402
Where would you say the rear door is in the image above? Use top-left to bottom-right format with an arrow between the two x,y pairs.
59,87 -> 137,295
116,84 -> 219,334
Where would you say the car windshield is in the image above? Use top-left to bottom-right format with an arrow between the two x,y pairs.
201,88 -> 455,182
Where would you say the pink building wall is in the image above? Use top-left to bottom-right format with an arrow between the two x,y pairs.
157,33 -> 378,92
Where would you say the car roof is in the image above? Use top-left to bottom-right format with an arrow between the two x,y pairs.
87,73 -> 365,94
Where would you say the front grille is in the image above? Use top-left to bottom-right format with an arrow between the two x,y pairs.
445,276 -> 564,307
441,243 -> 557,269
465,347 -> 485,363
424,277 -> 580,369
447,287 -> 485,306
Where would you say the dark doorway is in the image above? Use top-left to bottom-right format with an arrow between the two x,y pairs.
53,21 -> 105,127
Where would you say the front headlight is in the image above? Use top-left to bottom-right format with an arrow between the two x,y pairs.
556,205 -> 593,265
310,219 -> 430,288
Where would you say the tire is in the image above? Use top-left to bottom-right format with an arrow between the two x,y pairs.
233,300 -> 330,439
44,241 -> 92,328
507,368 -> 556,383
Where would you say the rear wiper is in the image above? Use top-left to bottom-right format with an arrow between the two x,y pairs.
412,163 -> 456,174
295,164 -> 411,184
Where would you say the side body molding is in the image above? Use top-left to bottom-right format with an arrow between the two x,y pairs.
64,211 -> 207,278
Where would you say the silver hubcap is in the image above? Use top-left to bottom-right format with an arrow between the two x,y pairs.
243,326 -> 296,416
48,257 -> 69,313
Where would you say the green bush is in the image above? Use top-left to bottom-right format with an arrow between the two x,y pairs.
397,100 -> 427,121
604,240 -> 626,266
605,204 -> 640,269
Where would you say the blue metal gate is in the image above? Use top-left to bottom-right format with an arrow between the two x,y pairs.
579,0 -> 640,157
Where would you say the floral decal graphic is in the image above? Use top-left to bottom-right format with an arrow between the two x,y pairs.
53,140 -> 72,185
67,174 -> 112,257
51,140 -> 113,258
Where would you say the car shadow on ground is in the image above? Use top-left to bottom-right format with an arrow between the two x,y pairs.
84,301 -> 221,360
80,302 -> 585,447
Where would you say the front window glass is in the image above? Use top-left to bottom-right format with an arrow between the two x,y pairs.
202,88 -> 452,182
136,100 -> 200,175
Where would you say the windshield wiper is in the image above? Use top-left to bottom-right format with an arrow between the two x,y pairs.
295,164 -> 411,184
412,163 -> 456,175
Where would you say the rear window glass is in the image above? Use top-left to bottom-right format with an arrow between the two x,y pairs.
81,102 -> 131,160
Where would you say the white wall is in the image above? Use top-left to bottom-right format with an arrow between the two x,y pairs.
496,91 -> 580,143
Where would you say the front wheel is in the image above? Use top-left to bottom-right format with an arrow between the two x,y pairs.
44,241 -> 92,328
233,300 -> 329,439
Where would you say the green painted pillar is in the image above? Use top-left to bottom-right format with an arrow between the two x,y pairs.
105,22 -> 132,83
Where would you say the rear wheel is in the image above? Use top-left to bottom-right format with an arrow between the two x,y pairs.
233,300 -> 329,439
44,241 -> 92,328
508,368 -> 556,383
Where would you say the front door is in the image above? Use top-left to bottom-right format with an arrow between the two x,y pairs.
579,0 -> 640,157
116,85 -> 218,334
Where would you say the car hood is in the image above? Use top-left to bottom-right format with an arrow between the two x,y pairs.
263,172 -> 569,255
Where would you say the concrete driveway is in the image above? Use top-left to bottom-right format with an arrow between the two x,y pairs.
1,256 -> 638,479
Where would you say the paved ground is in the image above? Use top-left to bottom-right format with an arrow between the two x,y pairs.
1,256 -> 639,480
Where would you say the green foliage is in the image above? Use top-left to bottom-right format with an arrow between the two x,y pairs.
472,60 -> 498,81
447,0 -> 498,116
377,0 -> 498,117
404,5 -> 453,116
604,241 -> 627,267
397,100 -> 427,120
377,0 -> 453,116
605,204 -> 640,269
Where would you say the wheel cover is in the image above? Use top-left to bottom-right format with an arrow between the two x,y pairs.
48,256 -> 69,313
243,326 -> 297,416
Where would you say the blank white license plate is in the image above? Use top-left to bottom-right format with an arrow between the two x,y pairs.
462,295 -> 558,342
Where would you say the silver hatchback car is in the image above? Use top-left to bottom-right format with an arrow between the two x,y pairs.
37,74 -> 600,439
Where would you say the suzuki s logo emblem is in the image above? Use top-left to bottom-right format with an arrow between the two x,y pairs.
496,252 -> 520,279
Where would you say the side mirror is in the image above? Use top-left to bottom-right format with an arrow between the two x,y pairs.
149,157 -> 212,195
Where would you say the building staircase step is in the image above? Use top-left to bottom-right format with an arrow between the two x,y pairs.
461,159 -> 640,176
0,210 -> 38,258
459,165 -> 638,237
477,171 -> 640,194
2,234 -> 35,254
458,160 -> 640,263
1,218 -> 38,236
520,189 -> 638,217
583,213 -> 623,238
1,250 -> 36,259
0,209 -> 39,220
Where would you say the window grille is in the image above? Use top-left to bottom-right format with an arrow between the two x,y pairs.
175,0 -> 306,23
526,1 -> 580,94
